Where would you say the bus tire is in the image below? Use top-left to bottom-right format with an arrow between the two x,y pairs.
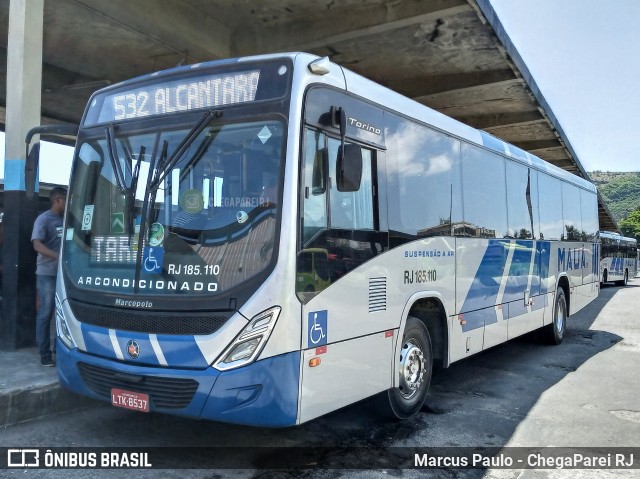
615,270 -> 628,286
544,288 -> 567,345
378,316 -> 432,419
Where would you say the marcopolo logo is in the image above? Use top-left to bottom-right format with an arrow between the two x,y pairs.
114,298 -> 153,308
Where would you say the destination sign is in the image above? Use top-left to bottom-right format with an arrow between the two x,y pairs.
92,235 -> 137,264
86,69 -> 261,125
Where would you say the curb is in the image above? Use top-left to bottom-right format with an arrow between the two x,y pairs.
0,348 -> 99,427
0,381 -> 97,427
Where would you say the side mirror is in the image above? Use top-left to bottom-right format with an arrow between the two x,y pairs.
336,143 -> 363,192
24,124 -> 79,200
329,106 -> 363,192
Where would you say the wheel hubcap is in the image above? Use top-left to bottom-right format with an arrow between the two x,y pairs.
556,299 -> 565,333
399,340 -> 424,399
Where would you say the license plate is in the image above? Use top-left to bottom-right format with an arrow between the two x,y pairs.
111,388 -> 150,413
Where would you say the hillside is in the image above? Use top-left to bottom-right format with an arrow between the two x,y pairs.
588,171 -> 640,223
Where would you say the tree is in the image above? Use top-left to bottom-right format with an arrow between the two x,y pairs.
619,207 -> 640,241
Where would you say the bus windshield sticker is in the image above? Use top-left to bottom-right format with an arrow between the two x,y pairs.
142,247 -> 164,274
148,223 -> 165,247
258,125 -> 272,144
81,205 -> 94,231
236,210 -> 249,224
179,189 -> 204,214
308,310 -> 328,347
111,213 -> 125,234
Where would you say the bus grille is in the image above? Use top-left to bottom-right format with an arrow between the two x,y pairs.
77,362 -> 198,409
68,300 -> 230,335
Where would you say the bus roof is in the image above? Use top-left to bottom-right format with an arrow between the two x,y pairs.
88,51 -> 596,194
598,231 -> 637,243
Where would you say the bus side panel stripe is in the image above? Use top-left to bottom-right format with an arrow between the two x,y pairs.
80,324 -> 209,368
503,240 -> 535,318
460,239 -> 508,332
531,241 -> 551,311
156,335 -> 209,368
109,329 -> 124,360
81,324 -> 120,360
149,334 -> 168,366
538,241 -> 551,293
503,241 -> 535,300
80,324 -> 161,366
461,240 -> 553,328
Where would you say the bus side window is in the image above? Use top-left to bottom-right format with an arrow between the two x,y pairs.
327,137 -> 373,231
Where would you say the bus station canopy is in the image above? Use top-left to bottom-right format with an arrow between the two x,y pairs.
0,0 -> 617,230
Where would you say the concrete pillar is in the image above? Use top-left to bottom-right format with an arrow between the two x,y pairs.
1,0 -> 44,350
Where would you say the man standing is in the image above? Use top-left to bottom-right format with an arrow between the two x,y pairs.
32,187 -> 66,366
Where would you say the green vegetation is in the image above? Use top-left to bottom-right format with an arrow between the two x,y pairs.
619,208 -> 640,241
589,172 -> 640,233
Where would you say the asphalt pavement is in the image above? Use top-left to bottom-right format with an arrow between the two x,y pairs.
0,280 -> 638,478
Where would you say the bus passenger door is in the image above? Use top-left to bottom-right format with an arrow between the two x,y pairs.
297,130 -> 393,423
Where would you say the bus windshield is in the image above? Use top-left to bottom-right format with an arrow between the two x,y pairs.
63,118 -> 284,298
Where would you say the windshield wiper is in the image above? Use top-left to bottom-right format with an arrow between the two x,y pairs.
105,125 -> 128,194
178,127 -> 218,185
132,139 -> 167,294
129,145 -> 145,198
106,125 -> 146,234
125,145 -> 146,235
146,140 -> 168,224
149,109 -> 218,192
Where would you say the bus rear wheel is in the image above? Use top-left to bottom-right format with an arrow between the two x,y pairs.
543,288 -> 567,345
615,270 -> 628,286
378,316 -> 432,419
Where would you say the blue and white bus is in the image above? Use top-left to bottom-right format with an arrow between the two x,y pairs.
598,231 -> 637,286
37,53 -> 599,426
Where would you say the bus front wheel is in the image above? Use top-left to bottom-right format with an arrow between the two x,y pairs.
378,316 -> 432,419
543,288 -> 567,345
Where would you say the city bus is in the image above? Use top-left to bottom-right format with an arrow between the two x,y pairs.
598,231 -> 638,286
32,53 -> 600,427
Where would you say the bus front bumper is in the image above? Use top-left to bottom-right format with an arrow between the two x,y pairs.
56,338 -> 300,427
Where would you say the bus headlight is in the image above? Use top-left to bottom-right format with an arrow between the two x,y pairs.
55,294 -> 75,349
214,306 -> 281,371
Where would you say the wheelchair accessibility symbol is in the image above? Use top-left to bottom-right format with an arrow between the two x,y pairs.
142,246 -> 164,274
308,310 -> 327,347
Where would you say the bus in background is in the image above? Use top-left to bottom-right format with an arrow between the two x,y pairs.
28,53 -> 600,427
598,231 -> 638,286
